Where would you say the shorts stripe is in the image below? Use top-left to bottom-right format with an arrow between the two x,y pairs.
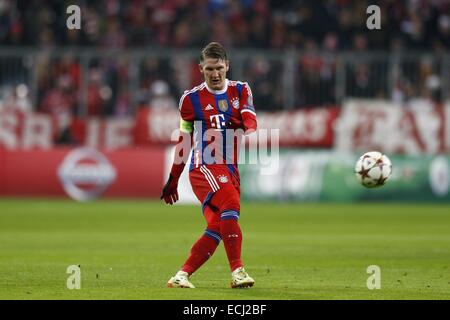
200,166 -> 220,191
202,166 -> 220,190
200,166 -> 219,192
200,166 -> 217,192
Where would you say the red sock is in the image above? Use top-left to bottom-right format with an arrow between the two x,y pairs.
181,232 -> 220,275
220,218 -> 243,271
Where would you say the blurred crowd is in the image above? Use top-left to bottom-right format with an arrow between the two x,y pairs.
0,0 -> 449,123
1,0 -> 449,51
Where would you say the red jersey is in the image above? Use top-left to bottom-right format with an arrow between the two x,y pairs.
178,79 -> 257,173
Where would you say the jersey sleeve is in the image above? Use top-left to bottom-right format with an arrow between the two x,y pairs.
239,82 -> 257,132
179,92 -> 195,122
179,91 -> 194,133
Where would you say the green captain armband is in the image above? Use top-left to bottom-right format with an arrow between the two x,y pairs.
180,119 -> 194,134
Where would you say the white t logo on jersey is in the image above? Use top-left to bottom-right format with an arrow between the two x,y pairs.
210,114 -> 226,130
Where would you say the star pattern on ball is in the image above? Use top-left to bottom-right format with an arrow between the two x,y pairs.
358,167 -> 371,179
377,175 -> 388,186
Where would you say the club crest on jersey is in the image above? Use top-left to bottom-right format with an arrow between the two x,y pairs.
217,175 -> 229,183
218,99 -> 228,112
231,97 -> 240,109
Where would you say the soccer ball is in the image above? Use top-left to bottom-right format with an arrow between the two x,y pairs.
354,151 -> 392,188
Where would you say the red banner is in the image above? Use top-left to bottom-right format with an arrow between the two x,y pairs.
335,100 -> 450,154
0,107 -> 339,150
134,107 -> 339,147
0,109 -> 58,150
257,107 -> 339,147
0,147 -> 165,199
3,102 -> 449,153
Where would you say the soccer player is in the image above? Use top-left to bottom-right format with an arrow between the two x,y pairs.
161,42 -> 257,289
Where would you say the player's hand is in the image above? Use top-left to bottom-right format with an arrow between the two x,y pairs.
160,174 -> 179,205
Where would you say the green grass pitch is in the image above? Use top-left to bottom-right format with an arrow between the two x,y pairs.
0,199 -> 449,300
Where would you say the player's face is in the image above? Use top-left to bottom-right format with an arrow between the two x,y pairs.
199,58 -> 229,91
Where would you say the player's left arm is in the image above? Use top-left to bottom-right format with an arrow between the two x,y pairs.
239,82 -> 257,134
161,94 -> 194,205
160,119 -> 193,205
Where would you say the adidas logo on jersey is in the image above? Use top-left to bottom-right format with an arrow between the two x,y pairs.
205,104 -> 214,111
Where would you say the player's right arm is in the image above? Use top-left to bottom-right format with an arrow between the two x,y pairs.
161,92 -> 194,205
